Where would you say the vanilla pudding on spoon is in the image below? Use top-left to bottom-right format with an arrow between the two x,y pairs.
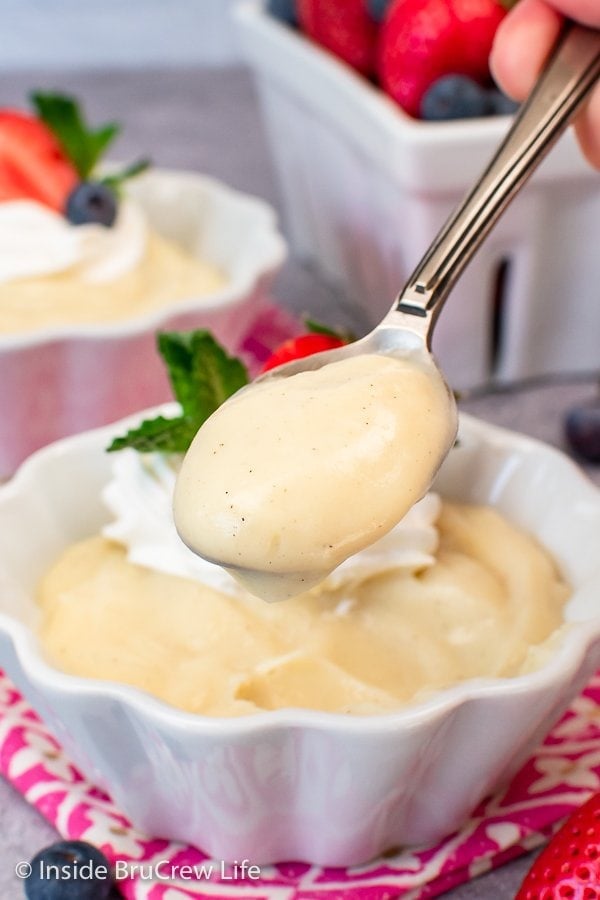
174,352 -> 456,601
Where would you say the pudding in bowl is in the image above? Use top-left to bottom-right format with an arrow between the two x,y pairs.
0,96 -> 286,477
38,486 -> 569,717
0,94 -> 226,336
1,403 -> 599,865
0,196 -> 226,336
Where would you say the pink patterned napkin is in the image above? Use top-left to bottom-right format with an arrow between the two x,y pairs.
2,668 -> 600,899
2,304 -> 599,898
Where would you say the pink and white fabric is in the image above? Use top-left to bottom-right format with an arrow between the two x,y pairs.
2,666 -> 600,899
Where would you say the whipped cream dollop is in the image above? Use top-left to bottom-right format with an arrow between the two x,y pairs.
102,449 -> 441,599
0,199 -> 147,285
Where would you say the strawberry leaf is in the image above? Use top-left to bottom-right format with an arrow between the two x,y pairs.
304,316 -> 356,342
30,91 -> 121,180
101,158 -> 151,195
107,331 -> 249,454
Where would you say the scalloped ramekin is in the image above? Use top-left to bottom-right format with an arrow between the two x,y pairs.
0,169 -> 287,478
1,412 -> 600,866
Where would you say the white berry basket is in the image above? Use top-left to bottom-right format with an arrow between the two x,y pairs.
234,0 -> 600,390
0,168 -> 286,479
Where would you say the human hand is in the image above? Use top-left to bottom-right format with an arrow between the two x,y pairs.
490,0 -> 600,167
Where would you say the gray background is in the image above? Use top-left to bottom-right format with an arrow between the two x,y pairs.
1,28 -> 600,900
2,0 -> 241,70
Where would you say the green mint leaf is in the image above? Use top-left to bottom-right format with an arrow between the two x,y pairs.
499,0 -> 519,8
158,331 -> 249,422
30,91 -> 121,179
304,316 -> 356,342
107,330 -> 249,454
107,415 -> 198,454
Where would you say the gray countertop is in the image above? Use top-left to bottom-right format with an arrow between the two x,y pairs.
1,66 -> 599,900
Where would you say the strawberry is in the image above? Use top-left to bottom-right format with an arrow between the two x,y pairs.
298,0 -> 378,76
516,792 -> 600,899
260,333 -> 347,373
0,110 -> 77,210
378,0 -> 507,118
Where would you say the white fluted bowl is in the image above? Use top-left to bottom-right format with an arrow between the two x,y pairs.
1,411 -> 600,866
0,169 -> 287,478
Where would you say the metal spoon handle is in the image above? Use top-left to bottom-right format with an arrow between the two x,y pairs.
396,23 -> 600,328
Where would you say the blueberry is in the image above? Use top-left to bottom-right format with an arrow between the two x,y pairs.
65,182 -> 117,227
487,88 -> 520,116
421,75 -> 490,121
24,840 -> 113,900
565,402 -> 600,464
367,0 -> 393,22
266,0 -> 298,26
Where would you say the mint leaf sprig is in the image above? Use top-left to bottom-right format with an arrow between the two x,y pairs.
107,331 -> 249,454
30,91 -> 149,191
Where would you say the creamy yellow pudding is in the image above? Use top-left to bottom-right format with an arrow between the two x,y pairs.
37,502 -> 568,717
0,200 -> 225,335
0,233 -> 225,335
174,353 -> 456,601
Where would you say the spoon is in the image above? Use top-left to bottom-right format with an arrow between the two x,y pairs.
258,23 -> 600,391
174,24 -> 600,601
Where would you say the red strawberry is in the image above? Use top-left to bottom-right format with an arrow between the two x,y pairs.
260,333 -> 346,373
298,0 -> 378,76
516,792 -> 600,899
378,0 -> 506,118
0,110 -> 78,211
